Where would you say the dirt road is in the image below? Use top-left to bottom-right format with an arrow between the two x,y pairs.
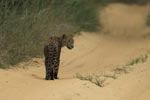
0,3 -> 150,100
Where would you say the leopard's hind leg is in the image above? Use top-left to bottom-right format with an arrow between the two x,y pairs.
54,60 -> 60,79
45,59 -> 54,80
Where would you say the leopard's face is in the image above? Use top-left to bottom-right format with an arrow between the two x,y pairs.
62,34 -> 74,49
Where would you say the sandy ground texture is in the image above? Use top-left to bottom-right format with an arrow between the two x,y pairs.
0,3 -> 150,100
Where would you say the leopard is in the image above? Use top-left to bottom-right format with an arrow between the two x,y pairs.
44,34 -> 74,80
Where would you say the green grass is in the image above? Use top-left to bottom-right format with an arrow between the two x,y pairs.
126,54 -> 148,66
0,0 -> 100,67
114,54 -> 148,74
0,0 -> 149,68
146,12 -> 150,27
114,0 -> 148,4
94,0 -> 149,5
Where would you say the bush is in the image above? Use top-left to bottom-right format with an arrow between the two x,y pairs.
94,0 -> 149,4
0,0 -> 100,67
115,0 -> 149,4
146,12 -> 150,27
0,0 -> 149,68
50,0 -> 100,31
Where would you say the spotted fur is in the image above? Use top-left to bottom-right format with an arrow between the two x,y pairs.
44,34 -> 74,80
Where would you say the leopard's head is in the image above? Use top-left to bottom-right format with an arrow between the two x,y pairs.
62,34 -> 74,49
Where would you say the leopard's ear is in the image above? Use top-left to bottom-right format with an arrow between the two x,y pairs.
62,34 -> 66,39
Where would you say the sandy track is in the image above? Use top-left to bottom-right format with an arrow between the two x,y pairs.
0,3 -> 150,100
0,32 -> 150,100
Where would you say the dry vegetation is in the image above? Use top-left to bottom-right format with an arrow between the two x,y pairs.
76,54 -> 149,87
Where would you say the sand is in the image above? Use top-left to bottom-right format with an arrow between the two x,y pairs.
0,3 -> 150,100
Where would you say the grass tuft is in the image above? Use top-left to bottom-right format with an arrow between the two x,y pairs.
126,54 -> 148,66
76,73 -> 106,87
76,54 -> 149,87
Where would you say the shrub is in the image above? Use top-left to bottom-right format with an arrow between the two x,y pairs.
94,0 -> 149,4
146,12 -> 150,27
0,0 -> 149,67
115,0 -> 149,4
50,0 -> 100,31
0,0 -> 100,67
